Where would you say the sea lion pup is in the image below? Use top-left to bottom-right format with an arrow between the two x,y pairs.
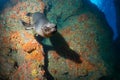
21,12 -> 57,37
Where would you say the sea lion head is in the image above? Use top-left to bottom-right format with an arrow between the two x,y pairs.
41,23 -> 57,37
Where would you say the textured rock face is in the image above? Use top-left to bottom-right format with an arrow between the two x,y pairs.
43,0 -> 115,80
44,13 -> 114,80
0,0 -> 115,80
0,0 -> 45,80
43,0 -> 83,24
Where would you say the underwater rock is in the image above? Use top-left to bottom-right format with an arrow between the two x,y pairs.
0,0 -> 45,80
0,0 -> 115,80
43,0 -> 115,80
43,0 -> 83,24
44,12 -> 114,80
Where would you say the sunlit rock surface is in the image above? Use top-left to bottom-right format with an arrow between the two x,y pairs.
0,0 -> 115,80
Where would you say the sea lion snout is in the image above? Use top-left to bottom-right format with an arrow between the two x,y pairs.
44,23 -> 57,33
42,23 -> 57,37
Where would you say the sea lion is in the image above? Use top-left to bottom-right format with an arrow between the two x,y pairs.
21,12 -> 57,37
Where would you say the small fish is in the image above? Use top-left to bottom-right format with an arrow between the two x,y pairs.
21,12 -> 57,37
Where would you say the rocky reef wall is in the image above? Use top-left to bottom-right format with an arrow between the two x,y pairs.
0,0 -> 115,80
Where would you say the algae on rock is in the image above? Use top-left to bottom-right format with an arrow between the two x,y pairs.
0,0 -> 115,80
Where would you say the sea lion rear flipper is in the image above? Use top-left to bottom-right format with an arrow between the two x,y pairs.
20,20 -> 34,30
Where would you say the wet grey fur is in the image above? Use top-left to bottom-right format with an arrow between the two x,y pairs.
21,12 -> 57,37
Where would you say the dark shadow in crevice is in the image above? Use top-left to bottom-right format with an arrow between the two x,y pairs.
114,0 -> 120,55
114,0 -> 120,37
35,35 -> 54,80
98,76 -> 114,80
49,32 -> 82,63
113,0 -> 120,79
35,32 -> 82,64
43,48 -> 55,80
0,76 -> 9,80
35,32 -> 82,80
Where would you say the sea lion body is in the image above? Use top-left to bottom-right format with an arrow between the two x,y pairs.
21,12 -> 57,37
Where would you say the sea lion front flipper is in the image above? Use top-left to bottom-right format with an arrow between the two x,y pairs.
25,25 -> 35,30
20,20 -> 34,30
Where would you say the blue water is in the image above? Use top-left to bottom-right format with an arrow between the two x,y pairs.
90,0 -> 117,40
0,0 -> 9,11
